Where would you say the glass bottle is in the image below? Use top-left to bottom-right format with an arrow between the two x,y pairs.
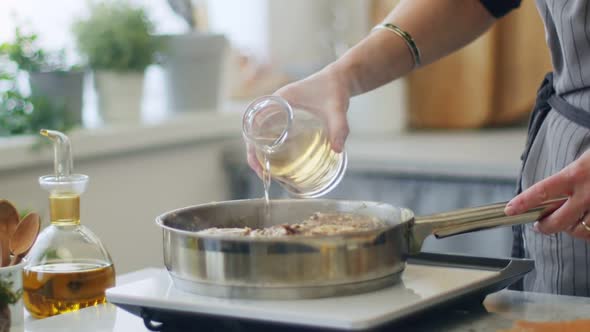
23,129 -> 115,318
242,95 -> 347,198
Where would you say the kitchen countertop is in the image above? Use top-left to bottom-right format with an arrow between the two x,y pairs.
345,128 -> 527,181
23,268 -> 590,332
225,128 -> 528,182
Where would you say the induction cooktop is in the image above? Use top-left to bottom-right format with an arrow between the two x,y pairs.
106,253 -> 533,331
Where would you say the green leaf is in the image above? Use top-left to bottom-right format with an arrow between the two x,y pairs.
0,85 -> 75,137
0,25 -> 77,72
72,2 -> 159,72
0,273 -> 22,305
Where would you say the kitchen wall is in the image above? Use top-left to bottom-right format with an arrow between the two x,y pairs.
208,0 -> 370,76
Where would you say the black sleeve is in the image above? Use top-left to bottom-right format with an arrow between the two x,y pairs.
479,0 -> 521,18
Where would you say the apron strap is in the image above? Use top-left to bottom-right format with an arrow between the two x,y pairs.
510,72 -> 554,291
517,72 -> 556,194
548,94 -> 590,130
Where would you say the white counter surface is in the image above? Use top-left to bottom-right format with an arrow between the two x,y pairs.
23,268 -> 590,332
224,128 -> 528,181
346,129 -> 527,180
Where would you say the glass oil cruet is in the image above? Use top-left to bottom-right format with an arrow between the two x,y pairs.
22,129 -> 115,318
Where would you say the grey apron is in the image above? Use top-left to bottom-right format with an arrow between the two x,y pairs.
513,0 -> 590,295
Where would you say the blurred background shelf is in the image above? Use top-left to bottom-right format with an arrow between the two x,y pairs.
0,111 -> 242,172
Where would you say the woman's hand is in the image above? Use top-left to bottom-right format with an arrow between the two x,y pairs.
505,150 -> 590,240
246,67 -> 352,176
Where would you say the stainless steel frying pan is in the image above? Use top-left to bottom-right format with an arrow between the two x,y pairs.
156,198 -> 565,300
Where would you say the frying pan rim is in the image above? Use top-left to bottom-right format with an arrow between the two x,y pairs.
155,198 -> 415,243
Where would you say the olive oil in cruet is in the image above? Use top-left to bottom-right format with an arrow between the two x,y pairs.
23,129 -> 115,318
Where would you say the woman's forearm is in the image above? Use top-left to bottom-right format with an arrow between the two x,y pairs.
329,0 -> 497,96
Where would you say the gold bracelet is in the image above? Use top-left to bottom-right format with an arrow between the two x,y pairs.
371,23 -> 422,68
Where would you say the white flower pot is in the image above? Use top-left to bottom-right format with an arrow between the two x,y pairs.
94,71 -> 145,124
158,33 -> 229,112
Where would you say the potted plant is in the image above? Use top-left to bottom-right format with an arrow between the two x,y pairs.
73,3 -> 159,123
0,67 -> 74,138
0,28 -> 84,126
0,269 -> 23,332
159,0 -> 229,112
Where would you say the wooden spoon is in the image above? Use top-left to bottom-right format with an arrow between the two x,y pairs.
0,200 -> 19,267
9,212 -> 40,266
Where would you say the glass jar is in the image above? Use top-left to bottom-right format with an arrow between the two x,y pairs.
242,95 -> 347,198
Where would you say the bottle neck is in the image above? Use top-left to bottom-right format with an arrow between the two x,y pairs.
49,193 -> 80,225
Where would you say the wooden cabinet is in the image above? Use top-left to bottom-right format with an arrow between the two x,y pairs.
371,0 -> 552,128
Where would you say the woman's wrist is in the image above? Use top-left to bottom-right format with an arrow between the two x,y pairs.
323,58 -> 360,98
323,28 -> 416,97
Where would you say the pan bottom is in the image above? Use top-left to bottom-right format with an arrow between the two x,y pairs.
168,271 -> 403,300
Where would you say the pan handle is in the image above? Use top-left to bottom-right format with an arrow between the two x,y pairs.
409,197 -> 567,253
